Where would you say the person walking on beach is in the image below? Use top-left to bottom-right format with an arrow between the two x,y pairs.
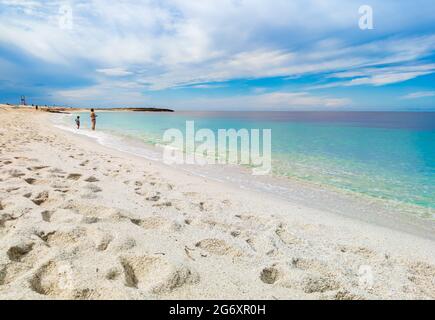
75,116 -> 80,129
90,109 -> 97,130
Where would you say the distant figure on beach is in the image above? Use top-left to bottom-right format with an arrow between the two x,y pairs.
75,116 -> 80,129
90,109 -> 97,130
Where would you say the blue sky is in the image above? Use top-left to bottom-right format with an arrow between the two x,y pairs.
0,0 -> 434,110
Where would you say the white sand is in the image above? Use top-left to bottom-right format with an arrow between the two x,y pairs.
0,106 -> 434,300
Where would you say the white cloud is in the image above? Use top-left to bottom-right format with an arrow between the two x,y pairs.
56,80 -> 149,107
0,0 -> 42,13
256,92 -> 351,108
402,91 -> 435,99
347,71 -> 431,86
1,2 -> 435,84
310,63 -> 435,89
96,68 -> 132,77
181,84 -> 226,89
171,92 -> 351,110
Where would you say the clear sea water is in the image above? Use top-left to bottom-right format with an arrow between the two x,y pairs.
55,111 -> 435,212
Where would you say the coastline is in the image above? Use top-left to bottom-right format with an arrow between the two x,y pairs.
51,110 -> 435,240
4,104 -> 174,113
0,107 -> 434,299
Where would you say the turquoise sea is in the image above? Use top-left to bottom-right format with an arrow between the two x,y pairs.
55,111 -> 435,213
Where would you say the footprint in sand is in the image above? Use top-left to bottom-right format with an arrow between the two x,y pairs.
195,238 -> 242,257
146,194 -> 161,202
29,261 -> 77,298
119,255 -> 199,293
27,166 -> 49,171
1,240 -> 50,287
7,243 -> 34,262
301,274 -> 341,294
85,184 -> 102,193
43,228 -> 87,247
79,160 -> 89,167
291,257 -> 329,273
260,265 -> 281,284
24,178 -> 37,185
32,191 -> 49,206
41,210 -> 53,222
84,176 -> 99,183
8,170 -> 25,178
34,230 -> 56,243
289,257 -> 342,294
67,173 -> 82,181
81,216 -> 100,224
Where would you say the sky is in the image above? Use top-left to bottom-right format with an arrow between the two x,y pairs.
0,0 -> 434,111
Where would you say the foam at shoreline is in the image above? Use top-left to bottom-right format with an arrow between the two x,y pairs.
53,123 -> 162,162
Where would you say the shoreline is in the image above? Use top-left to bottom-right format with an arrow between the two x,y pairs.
51,111 -> 435,241
1,104 -> 174,113
0,107 -> 434,299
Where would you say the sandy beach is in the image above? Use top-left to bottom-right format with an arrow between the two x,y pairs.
0,106 -> 434,300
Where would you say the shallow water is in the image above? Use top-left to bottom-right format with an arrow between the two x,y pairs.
53,111 -> 435,213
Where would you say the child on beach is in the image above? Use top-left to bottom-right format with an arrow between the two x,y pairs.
90,109 -> 97,131
75,116 -> 80,129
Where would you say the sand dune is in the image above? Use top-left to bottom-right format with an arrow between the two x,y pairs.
0,107 -> 434,299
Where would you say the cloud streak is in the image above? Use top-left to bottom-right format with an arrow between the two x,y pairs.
168,92 -> 351,110
402,91 -> 435,100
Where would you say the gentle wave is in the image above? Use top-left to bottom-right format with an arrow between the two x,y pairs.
52,122 -> 162,162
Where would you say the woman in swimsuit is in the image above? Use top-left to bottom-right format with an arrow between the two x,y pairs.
90,109 -> 97,131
